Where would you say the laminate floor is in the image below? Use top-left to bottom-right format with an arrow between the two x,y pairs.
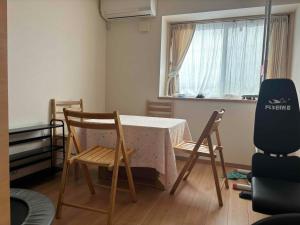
32,161 -> 266,225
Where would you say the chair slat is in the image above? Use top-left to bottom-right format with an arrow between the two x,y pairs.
55,101 -> 82,106
68,120 -> 116,130
147,101 -> 173,107
146,100 -> 174,118
147,106 -> 172,113
62,202 -> 107,214
65,110 -> 115,120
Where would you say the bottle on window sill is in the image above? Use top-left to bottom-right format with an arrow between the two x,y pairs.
242,95 -> 258,100
196,94 -> 205,99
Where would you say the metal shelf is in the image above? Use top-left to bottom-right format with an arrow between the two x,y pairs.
9,120 -> 65,182
9,135 -> 51,146
10,145 -> 63,162
10,157 -> 52,171
9,123 -> 63,135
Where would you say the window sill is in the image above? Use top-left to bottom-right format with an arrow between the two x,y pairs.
158,96 -> 257,104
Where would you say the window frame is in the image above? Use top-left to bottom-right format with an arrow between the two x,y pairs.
164,13 -> 292,101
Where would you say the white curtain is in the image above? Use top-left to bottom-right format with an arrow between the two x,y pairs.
179,19 -> 264,98
224,20 -> 264,96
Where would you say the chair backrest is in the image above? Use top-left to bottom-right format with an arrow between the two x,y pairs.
146,100 -> 174,118
254,79 -> 300,155
51,99 -> 83,121
63,109 -> 126,156
51,99 -> 83,136
193,109 -> 225,152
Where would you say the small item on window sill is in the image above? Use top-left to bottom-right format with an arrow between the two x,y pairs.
196,94 -> 205,98
242,95 -> 258,100
175,94 -> 186,98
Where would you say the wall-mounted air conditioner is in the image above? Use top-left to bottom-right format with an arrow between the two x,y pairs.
100,0 -> 157,20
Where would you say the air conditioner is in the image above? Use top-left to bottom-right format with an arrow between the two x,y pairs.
100,0 -> 157,20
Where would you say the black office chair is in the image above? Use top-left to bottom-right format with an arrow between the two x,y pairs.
253,214 -> 300,225
252,79 -> 300,215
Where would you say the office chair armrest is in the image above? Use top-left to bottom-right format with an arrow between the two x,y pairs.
252,153 -> 300,183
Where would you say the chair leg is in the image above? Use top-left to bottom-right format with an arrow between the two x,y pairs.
210,155 -> 223,207
123,157 -> 137,202
107,164 -> 120,225
219,149 -> 229,189
170,153 -> 196,195
56,162 -> 70,219
80,164 -> 96,195
183,154 -> 198,181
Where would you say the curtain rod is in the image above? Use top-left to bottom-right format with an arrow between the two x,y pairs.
169,13 -> 289,25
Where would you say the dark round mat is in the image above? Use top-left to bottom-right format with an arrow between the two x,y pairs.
11,188 -> 55,225
11,197 -> 29,225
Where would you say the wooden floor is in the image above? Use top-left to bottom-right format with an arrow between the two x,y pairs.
31,161 -> 266,225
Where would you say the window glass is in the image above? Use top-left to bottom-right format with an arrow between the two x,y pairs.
179,19 -> 264,98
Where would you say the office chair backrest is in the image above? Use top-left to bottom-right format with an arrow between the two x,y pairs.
254,79 -> 300,155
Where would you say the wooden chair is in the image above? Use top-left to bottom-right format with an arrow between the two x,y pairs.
56,109 -> 137,225
51,99 -> 83,128
170,109 -> 229,207
51,99 -> 83,178
146,100 -> 174,118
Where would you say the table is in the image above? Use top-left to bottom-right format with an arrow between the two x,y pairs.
79,115 -> 192,189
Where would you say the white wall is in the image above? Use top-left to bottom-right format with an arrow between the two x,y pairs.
291,6 -> 300,94
7,0 -> 300,165
8,0 -> 106,128
106,0 -> 300,165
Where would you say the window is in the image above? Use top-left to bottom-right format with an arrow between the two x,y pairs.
165,15 -> 289,99
179,19 -> 264,98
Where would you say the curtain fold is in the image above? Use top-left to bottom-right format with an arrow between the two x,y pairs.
167,24 -> 195,96
267,16 -> 289,79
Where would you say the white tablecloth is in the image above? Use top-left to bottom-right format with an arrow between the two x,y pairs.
79,115 -> 192,188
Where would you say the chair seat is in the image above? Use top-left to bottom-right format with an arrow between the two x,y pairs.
70,146 -> 134,169
252,214 -> 300,225
252,177 -> 300,215
174,141 -> 221,157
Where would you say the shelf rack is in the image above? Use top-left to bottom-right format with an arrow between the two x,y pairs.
9,120 -> 65,181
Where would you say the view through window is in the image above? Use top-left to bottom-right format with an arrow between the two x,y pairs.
178,19 -> 264,98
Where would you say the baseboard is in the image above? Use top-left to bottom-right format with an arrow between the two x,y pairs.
175,156 -> 251,170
